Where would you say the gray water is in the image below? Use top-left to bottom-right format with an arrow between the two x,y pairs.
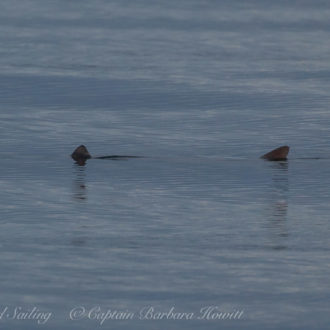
0,1 -> 330,329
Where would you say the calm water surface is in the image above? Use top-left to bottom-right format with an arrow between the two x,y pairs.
0,1 -> 330,329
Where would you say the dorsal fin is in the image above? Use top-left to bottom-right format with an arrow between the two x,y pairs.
261,146 -> 290,161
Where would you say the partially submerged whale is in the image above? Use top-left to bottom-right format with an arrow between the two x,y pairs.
71,145 -> 290,165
